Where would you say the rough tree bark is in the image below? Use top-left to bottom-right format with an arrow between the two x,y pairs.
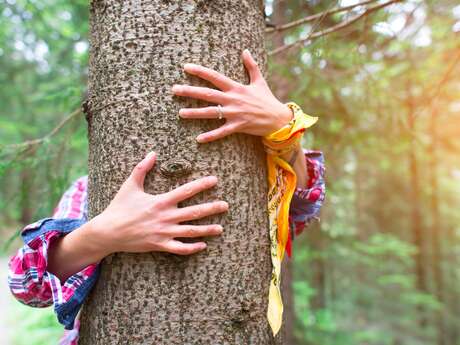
79,1 -> 278,344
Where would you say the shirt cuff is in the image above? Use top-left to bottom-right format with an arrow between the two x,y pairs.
21,218 -> 86,247
11,218 -> 100,330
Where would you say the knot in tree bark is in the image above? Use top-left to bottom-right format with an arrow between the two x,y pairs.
159,158 -> 192,177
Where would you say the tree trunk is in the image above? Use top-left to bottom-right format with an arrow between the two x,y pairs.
308,223 -> 326,311
406,83 -> 428,328
281,258 -> 295,345
80,1 -> 277,344
446,225 -> 459,345
19,169 -> 33,225
428,106 -> 445,345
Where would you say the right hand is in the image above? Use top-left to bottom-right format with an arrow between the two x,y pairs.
90,151 -> 228,256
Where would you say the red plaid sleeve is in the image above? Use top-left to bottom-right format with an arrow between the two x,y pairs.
7,176 -> 89,307
52,176 -> 88,219
286,150 -> 325,256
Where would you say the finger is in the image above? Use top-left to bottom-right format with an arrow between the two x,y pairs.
196,122 -> 240,143
172,85 -> 229,104
179,106 -> 229,119
162,240 -> 207,255
183,63 -> 239,91
128,151 -> 157,190
174,201 -> 229,223
169,224 -> 223,238
165,176 -> 218,204
242,49 -> 264,84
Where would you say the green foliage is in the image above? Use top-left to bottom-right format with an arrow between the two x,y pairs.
0,0 -> 89,251
268,1 -> 460,344
8,303 -> 61,345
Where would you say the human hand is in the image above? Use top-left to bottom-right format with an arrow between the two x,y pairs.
171,49 -> 294,143
90,151 -> 228,256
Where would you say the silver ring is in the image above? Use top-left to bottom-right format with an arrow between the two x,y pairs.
217,105 -> 224,120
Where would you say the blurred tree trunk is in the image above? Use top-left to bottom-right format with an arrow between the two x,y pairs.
446,225 -> 459,344
429,106 -> 445,345
406,82 -> 428,328
18,115 -> 35,224
269,0 -> 294,100
19,169 -> 33,224
354,152 -> 363,239
79,1 -> 278,344
309,222 -> 326,311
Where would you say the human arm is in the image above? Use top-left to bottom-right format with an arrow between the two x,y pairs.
171,48 -> 325,229
280,142 -> 308,188
9,152 -> 228,301
47,151 -> 228,282
172,49 -> 312,188
281,149 -> 325,257
289,150 -> 325,236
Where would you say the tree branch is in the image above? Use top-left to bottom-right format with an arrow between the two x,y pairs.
268,0 -> 403,57
425,50 -> 460,109
266,0 -> 380,34
2,108 -> 82,152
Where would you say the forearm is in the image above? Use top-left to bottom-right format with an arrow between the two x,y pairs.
281,143 -> 308,189
47,220 -> 108,283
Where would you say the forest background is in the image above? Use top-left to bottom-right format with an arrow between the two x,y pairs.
1,0 -> 460,344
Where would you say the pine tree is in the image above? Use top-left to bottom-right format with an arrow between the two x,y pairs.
79,1 -> 277,343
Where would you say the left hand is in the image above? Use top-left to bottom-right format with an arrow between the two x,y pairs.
172,49 -> 294,143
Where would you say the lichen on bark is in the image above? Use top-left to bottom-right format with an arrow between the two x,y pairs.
80,0 -> 277,343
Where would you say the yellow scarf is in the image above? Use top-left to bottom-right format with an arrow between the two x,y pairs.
262,102 -> 318,336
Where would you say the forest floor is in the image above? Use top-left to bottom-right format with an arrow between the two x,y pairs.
0,257 -> 12,345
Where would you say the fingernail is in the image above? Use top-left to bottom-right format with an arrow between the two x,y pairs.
184,63 -> 197,70
221,201 -> 229,211
146,151 -> 155,158
208,176 -> 218,183
200,243 -> 207,250
216,225 -> 223,233
244,49 -> 251,56
172,85 -> 181,92
196,135 -> 205,143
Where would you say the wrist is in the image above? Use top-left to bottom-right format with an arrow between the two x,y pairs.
276,103 -> 294,128
266,102 -> 294,135
48,221 -> 108,282
78,217 -> 113,260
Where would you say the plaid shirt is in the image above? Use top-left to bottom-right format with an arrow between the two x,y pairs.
7,150 -> 325,345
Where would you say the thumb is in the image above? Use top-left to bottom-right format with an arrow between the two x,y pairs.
128,151 -> 157,190
242,49 -> 263,84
